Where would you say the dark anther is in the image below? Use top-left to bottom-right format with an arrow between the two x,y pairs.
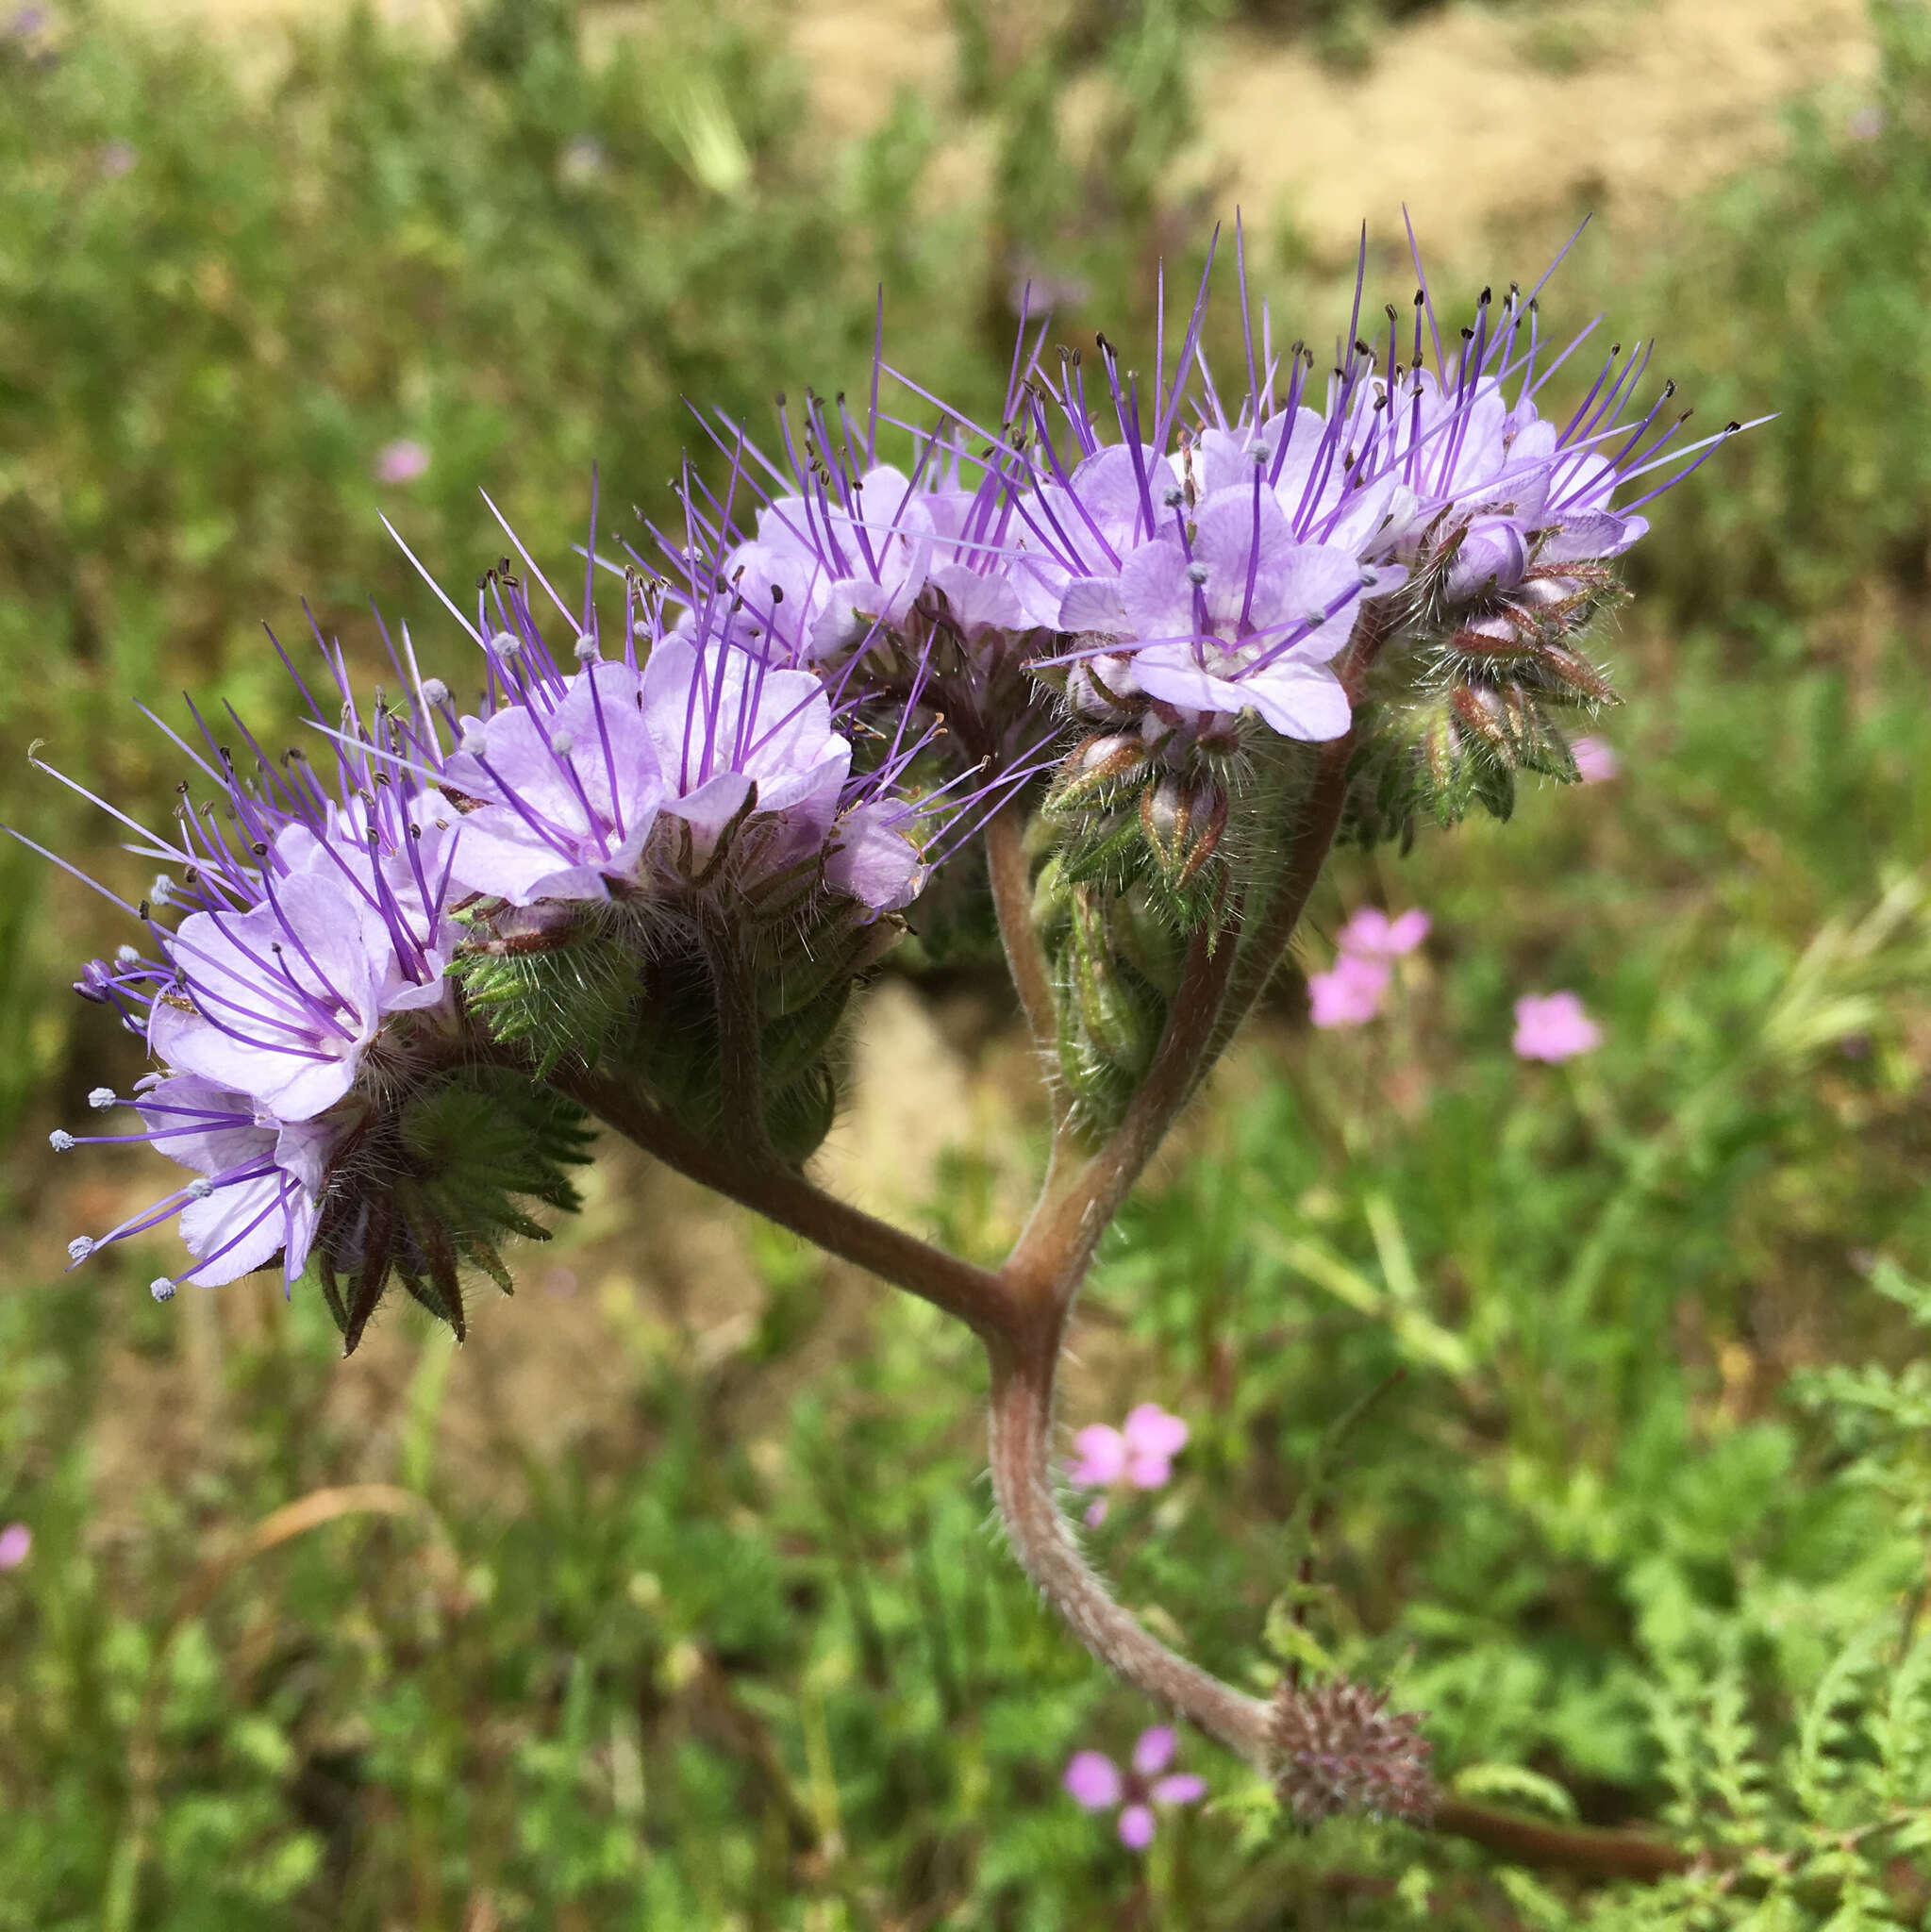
1385,303 -> 1398,323
1725,420 -> 1741,432
1414,289 -> 1425,307
1460,326 -> 1474,341
1479,286 -> 1491,306
251,842 -> 268,857
770,585 -> 784,604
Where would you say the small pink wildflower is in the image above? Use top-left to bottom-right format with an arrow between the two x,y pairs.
1064,1726 -> 1207,1849
0,1523 -> 30,1571
1571,736 -> 1619,784
1513,991 -> 1601,1062
1310,905 -> 1430,1027
375,439 -> 430,486
1308,952 -> 1390,1029
1069,1403 -> 1189,1525
1336,907 -> 1430,960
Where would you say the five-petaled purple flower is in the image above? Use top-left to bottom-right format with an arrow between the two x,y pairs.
1308,905 -> 1429,1029
1513,991 -> 1601,1062
1064,1726 -> 1207,1849
1068,1402 -> 1190,1526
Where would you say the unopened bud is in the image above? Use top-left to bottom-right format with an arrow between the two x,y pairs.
1139,774 -> 1227,893
1048,734 -> 1148,815
1272,1678 -> 1436,1826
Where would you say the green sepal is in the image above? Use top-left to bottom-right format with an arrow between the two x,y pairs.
453,919 -> 639,1075
308,1066 -> 592,1354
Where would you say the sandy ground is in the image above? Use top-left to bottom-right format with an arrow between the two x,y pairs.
108,0 -> 1877,267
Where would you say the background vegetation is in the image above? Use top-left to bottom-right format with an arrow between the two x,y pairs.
4,0 -> 1931,1924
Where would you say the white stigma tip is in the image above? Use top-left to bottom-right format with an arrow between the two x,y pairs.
1162,486 -> 1185,508
1186,562 -> 1209,587
114,944 -> 140,965
490,630 -> 521,657
67,1237 -> 94,1263
549,730 -> 574,757
574,638 -> 599,663
187,1177 -> 214,1199
48,1129 -> 75,1152
149,875 -> 172,905
88,1087 -> 116,1110
420,677 -> 450,708
150,1278 -> 177,1304
460,724 -> 488,757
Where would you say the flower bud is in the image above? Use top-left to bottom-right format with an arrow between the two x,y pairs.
1052,885 -> 1167,1132
1138,774 -> 1227,895
1272,1678 -> 1435,1826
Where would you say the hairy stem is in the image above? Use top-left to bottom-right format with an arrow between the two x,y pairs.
1430,1799 -> 1692,1881
986,1314 -> 1694,1884
558,1066 -> 1022,1341
986,1322 -> 1274,1760
985,805 -> 1057,1056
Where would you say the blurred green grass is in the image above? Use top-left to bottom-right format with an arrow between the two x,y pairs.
6,0 -> 1931,1925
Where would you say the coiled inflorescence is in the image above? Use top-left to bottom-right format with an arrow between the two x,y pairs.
25,218 -> 1740,1331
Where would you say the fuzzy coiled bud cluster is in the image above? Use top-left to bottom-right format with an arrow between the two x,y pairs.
35,525 -> 947,1343
25,219 -> 1740,1330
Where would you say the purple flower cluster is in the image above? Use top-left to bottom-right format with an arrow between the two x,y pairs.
991,227 -> 1734,760
32,520 -> 941,1301
24,218 -> 1727,1313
